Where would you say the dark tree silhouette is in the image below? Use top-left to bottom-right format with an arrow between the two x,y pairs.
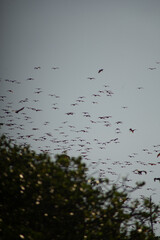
0,135 -> 159,240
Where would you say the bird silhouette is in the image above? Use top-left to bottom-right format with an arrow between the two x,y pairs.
116,121 -> 122,124
157,153 -> 160,158
129,128 -> 136,133
154,178 -> 160,182
98,69 -> 103,73
15,107 -> 25,114
52,67 -> 59,70
133,169 -> 147,175
34,67 -> 41,69
148,67 -> 156,70
66,112 -> 74,115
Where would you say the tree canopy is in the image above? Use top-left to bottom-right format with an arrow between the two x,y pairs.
0,135 -> 160,240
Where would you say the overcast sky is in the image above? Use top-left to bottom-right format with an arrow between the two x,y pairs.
1,0 -> 160,234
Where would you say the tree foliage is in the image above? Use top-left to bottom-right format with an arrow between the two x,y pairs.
0,135 -> 159,240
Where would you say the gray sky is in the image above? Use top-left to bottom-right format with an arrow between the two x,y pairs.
1,0 -> 160,234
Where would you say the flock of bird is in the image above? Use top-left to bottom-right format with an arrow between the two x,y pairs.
0,63 -> 160,204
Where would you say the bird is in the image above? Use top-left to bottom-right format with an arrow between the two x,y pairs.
148,67 -> 156,70
52,67 -> 59,70
129,128 -> 136,133
154,178 -> 160,182
116,121 -> 122,124
92,94 -> 100,97
34,91 -> 42,94
133,169 -> 147,175
66,112 -> 74,115
98,69 -> 103,73
34,67 -> 41,69
71,103 -> 78,106
15,107 -> 25,114
87,77 -> 95,80
157,153 -> 160,158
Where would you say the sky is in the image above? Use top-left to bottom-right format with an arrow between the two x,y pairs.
1,0 -> 160,234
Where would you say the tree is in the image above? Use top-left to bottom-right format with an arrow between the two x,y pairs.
0,135 -> 159,240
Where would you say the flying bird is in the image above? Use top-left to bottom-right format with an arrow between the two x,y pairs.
15,107 -> 25,114
116,121 -> 122,124
157,153 -> 160,158
92,94 -> 100,97
148,67 -> 156,70
154,178 -> 160,182
34,67 -> 41,69
148,163 -> 156,166
52,67 -> 59,70
129,128 -> 136,133
98,69 -> 103,73
66,112 -> 74,115
133,169 -> 147,175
